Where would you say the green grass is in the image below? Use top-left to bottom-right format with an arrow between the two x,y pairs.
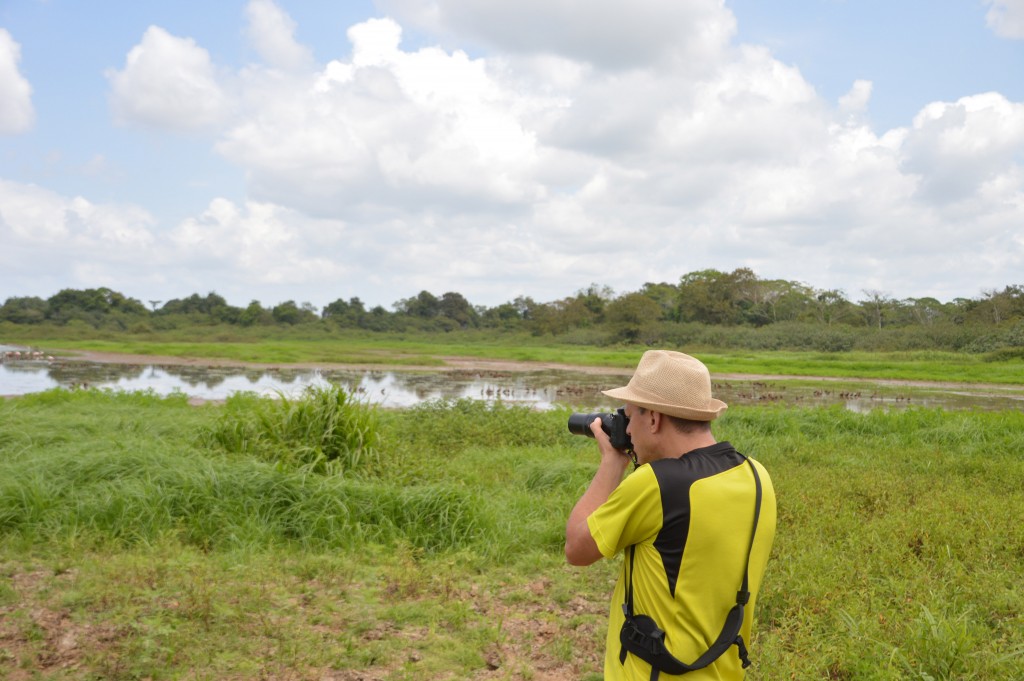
200,385 -> 383,474
699,349 -> 1024,384
1,390 -> 1023,679
33,337 -> 450,366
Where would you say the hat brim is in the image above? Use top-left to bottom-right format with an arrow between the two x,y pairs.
602,386 -> 728,421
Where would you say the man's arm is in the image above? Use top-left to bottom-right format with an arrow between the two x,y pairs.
565,418 -> 631,566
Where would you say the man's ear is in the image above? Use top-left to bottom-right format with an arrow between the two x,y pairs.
648,409 -> 663,433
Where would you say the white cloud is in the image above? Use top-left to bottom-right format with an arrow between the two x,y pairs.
839,79 -> 873,116
900,92 -> 1024,202
0,29 -> 34,134
217,17 -> 552,215
0,179 -> 155,248
99,8 -> 1024,304
170,198 -> 347,285
107,26 -> 229,131
985,0 -> 1024,39
0,179 -> 350,304
0,180 -> 160,296
379,0 -> 736,70
244,0 -> 315,71
6,2 -> 1024,308
655,45 -> 823,165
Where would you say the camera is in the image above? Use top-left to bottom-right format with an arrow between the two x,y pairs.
567,407 -> 633,451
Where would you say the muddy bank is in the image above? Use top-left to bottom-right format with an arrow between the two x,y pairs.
66,349 -> 633,375
5,348 -> 1021,411
60,349 -> 1022,393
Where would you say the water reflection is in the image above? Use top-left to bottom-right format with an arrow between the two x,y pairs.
2,345 -> 1023,412
0,359 -> 600,409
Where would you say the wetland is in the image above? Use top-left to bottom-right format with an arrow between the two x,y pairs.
2,343 -> 1022,412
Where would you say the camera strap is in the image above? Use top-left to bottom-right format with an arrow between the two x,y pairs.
619,455 -> 763,680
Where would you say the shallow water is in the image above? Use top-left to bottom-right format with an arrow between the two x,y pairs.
1,344 -> 1022,412
1,357 -> 594,408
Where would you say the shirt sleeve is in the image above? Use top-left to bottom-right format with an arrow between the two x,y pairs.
586,464 -> 664,558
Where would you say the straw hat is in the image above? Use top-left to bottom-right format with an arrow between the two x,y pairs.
602,350 -> 727,421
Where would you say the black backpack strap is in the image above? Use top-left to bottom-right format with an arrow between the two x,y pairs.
619,543 -> 637,665
732,455 -> 763,669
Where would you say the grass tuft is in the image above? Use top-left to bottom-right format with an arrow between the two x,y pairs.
200,384 -> 381,474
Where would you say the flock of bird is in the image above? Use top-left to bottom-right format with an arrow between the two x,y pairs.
1,349 -> 55,362
713,381 -> 908,404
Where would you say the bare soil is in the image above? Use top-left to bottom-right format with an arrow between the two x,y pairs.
0,564 -> 600,680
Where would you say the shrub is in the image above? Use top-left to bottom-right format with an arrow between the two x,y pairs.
201,385 -> 381,474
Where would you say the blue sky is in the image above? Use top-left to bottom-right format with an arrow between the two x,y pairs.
729,0 -> 1024,130
1,0 -> 1022,310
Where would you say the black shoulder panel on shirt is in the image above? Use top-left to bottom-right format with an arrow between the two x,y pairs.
649,442 -> 746,596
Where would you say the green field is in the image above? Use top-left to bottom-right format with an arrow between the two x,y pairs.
1,377 -> 1022,680
20,334 -> 1024,385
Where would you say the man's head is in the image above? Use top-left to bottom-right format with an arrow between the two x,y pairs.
603,351 -> 725,462
602,350 -> 727,421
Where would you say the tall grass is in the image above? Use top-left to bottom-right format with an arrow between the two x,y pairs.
200,385 -> 382,474
0,388 -> 486,554
718,405 -> 1024,680
1,390 -> 1022,679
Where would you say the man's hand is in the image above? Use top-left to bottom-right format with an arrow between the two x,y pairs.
590,415 -> 633,461
565,417 -> 632,566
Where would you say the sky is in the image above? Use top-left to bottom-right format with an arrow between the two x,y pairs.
1,0 -> 1023,312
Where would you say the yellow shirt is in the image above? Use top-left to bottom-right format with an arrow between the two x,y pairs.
587,443 -> 777,680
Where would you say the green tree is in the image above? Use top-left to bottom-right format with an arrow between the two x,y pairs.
438,292 -> 477,328
480,301 -> 524,329
811,289 -> 852,327
46,287 -> 147,325
512,296 -> 540,320
639,282 -> 680,322
758,280 -> 813,323
362,305 -> 395,331
859,289 -> 894,329
900,297 -> 947,326
536,284 -> 613,334
973,285 -> 1024,325
47,288 -> 111,319
0,296 -> 48,324
523,301 -> 559,336
323,297 -> 367,328
677,269 -> 752,325
271,300 -> 318,325
158,292 -> 240,323
395,291 -> 441,319
238,300 -> 272,327
605,292 -> 663,342
574,283 -> 612,320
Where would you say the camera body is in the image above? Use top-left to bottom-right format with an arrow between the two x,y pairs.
567,407 -> 633,451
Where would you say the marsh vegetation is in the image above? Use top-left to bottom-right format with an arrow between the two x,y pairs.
1,384 -> 1022,679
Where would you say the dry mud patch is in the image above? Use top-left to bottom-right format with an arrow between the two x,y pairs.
0,565 -> 606,680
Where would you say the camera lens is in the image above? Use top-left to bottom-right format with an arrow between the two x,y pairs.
567,412 -> 603,438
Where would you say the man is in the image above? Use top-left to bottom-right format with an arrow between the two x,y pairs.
565,350 -> 776,680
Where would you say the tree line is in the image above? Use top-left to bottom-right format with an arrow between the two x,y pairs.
2,268 -> 1023,353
